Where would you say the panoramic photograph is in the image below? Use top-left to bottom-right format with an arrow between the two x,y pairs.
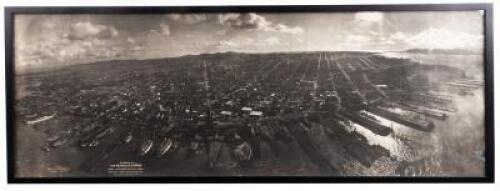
13,11 -> 485,177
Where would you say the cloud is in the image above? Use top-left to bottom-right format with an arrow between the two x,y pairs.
216,38 -> 256,48
405,27 -> 483,50
346,35 -> 372,43
183,14 -> 208,24
384,32 -> 407,45
126,37 -> 136,44
57,42 -> 87,59
379,28 -> 483,50
131,45 -> 143,51
243,38 -> 256,45
17,22 -> 134,71
150,24 -> 171,36
66,22 -> 118,40
54,39 -> 127,62
214,35 -> 293,53
218,13 -> 304,35
167,14 -> 208,24
166,14 -> 182,21
41,21 -> 56,29
354,12 -> 384,23
219,13 -> 270,29
336,12 -> 386,49
218,40 -> 238,47
216,29 -> 227,35
264,37 -> 280,45
159,24 -> 171,35
388,32 -> 406,41
274,24 -> 304,35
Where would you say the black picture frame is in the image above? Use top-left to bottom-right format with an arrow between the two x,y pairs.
4,3 -> 494,183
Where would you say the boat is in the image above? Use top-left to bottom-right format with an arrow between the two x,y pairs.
401,104 -> 448,120
48,129 -> 73,147
47,134 -> 60,142
138,139 -> 154,156
81,123 -> 98,132
340,110 -> 392,136
123,132 -> 133,144
359,110 -> 380,122
80,139 -> 99,148
157,138 -> 173,157
95,127 -> 115,139
88,139 -> 99,147
51,138 -> 70,147
367,106 -> 435,132
25,114 -> 55,125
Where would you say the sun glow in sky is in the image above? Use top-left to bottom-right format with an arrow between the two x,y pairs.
14,11 -> 484,71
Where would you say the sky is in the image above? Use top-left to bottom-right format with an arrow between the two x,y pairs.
14,11 -> 484,71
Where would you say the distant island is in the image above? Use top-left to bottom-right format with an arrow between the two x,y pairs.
404,48 -> 482,55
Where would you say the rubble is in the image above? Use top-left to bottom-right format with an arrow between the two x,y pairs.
16,51 -> 466,175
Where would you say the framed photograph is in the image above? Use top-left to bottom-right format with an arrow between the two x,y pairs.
5,4 -> 494,183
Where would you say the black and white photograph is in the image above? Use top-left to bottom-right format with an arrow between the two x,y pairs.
6,6 -> 492,181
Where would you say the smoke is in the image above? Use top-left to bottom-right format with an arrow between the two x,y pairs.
435,88 -> 485,176
413,53 -> 485,176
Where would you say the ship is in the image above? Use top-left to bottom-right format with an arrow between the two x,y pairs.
367,106 -> 435,132
340,110 -> 392,136
95,126 -> 115,139
157,137 -> 173,157
122,132 -> 133,144
397,103 -> 448,120
25,114 -> 55,125
48,128 -> 73,148
138,139 -> 154,157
